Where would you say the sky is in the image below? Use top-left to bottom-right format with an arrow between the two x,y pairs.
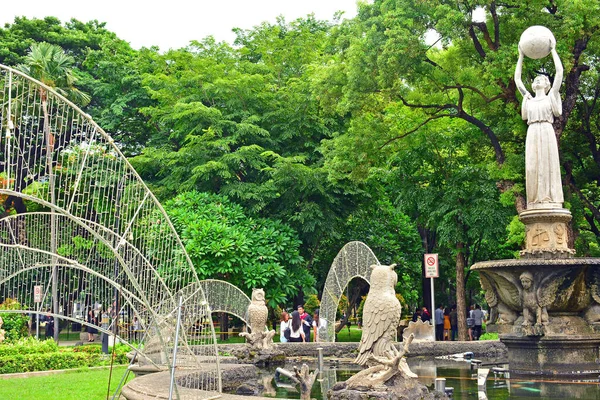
1,1 -> 360,51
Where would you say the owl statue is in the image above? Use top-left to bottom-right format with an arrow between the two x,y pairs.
248,288 -> 268,334
355,264 -> 401,366
241,288 -> 275,349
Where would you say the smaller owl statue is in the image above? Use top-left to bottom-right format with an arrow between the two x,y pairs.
240,288 -> 276,349
248,288 -> 269,334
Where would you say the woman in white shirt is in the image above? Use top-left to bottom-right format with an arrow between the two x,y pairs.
279,311 -> 291,342
289,311 -> 305,342
312,310 -> 327,342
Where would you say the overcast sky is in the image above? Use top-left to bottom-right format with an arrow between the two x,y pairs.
1,1 -> 359,51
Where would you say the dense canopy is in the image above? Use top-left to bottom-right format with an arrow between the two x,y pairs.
1,1 -> 599,339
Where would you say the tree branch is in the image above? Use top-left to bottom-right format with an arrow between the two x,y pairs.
468,24 -> 486,58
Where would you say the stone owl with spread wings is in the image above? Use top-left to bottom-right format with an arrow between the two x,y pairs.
355,264 -> 401,366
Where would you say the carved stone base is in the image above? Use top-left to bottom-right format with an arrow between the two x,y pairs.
519,208 -> 575,258
501,334 -> 600,377
328,373 -> 447,400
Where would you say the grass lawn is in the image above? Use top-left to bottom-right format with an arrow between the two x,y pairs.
0,366 -> 132,400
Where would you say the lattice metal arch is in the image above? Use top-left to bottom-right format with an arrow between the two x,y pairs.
0,64 -> 220,397
197,279 -> 251,324
320,241 -> 380,342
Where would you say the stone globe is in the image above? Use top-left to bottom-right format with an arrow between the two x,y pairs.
519,26 -> 556,59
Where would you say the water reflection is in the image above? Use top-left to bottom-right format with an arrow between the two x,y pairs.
258,359 -> 600,399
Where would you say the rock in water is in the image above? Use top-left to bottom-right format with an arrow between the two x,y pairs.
328,373 -> 448,400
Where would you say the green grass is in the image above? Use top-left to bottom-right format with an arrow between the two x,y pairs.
335,325 -> 363,342
0,366 -> 132,400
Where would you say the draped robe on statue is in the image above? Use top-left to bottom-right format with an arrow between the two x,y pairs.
522,93 -> 563,209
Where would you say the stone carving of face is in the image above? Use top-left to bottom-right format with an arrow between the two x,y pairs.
520,276 -> 533,290
532,75 -> 551,94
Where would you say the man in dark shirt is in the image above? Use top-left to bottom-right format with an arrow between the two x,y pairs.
421,306 -> 431,323
450,305 -> 458,341
298,305 -> 313,342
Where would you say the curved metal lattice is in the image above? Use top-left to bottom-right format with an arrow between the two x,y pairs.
0,64 -> 220,397
198,279 -> 251,324
320,241 -> 379,342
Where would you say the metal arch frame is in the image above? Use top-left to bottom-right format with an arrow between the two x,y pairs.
0,208 -> 175,302
0,64 -> 194,275
197,279 -> 251,324
0,63 -> 222,397
0,197 -> 174,310
320,241 -> 380,342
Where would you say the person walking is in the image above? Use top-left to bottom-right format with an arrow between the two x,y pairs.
86,309 -> 98,342
443,307 -> 451,340
450,305 -> 458,341
435,305 -> 444,341
471,304 -> 485,340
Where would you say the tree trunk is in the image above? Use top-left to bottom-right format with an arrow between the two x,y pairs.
220,312 -> 228,342
455,242 -> 468,341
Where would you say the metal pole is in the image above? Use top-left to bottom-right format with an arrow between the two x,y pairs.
430,277 -> 435,327
168,296 -> 183,400
317,347 -> 324,373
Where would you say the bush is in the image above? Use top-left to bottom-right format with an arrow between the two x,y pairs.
0,338 -> 130,373
0,299 -> 29,342
479,332 -> 499,341
303,294 -> 320,315
0,337 -> 58,356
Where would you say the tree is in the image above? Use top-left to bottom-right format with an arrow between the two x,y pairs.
163,191 -> 315,308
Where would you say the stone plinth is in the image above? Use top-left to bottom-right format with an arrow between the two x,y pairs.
519,208 -> 575,258
501,335 -> 600,377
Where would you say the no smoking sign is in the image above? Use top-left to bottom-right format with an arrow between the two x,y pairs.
424,254 -> 439,278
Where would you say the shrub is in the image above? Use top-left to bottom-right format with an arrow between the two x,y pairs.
479,332 -> 499,341
0,338 -> 130,373
0,299 -> 30,342
0,337 -> 58,356
303,294 -> 320,315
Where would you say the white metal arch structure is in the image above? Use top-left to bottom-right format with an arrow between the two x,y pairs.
197,279 -> 251,324
0,64 -> 220,397
320,241 -> 380,342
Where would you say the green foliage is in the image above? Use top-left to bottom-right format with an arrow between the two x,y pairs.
163,191 -> 315,307
479,332 -> 499,341
303,294 -> 320,315
0,299 -> 30,342
0,338 -> 129,373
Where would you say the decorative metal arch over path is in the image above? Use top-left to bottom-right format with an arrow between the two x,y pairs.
0,64 -> 220,397
320,241 -> 380,342
197,279 -> 251,323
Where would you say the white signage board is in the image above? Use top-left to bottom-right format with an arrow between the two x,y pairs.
424,254 -> 439,278
34,285 -> 43,303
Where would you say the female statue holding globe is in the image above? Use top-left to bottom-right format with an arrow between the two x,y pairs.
514,26 -> 564,210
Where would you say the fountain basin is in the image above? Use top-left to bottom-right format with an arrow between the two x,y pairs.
472,257 -> 600,376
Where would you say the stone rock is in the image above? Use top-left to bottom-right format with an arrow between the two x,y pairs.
231,346 -> 286,367
328,373 -> 447,400
236,382 -> 260,396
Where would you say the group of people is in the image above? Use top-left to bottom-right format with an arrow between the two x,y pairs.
412,303 -> 486,341
279,305 -> 327,343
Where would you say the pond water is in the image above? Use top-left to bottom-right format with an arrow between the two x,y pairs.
259,358 -> 600,400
